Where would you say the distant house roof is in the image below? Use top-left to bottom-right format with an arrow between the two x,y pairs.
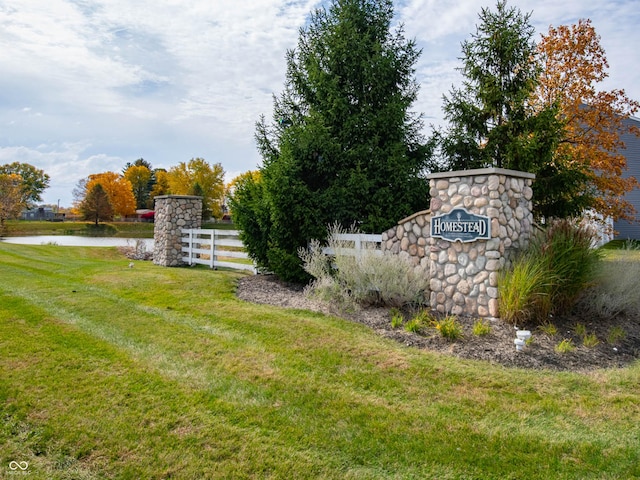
613,115 -> 640,240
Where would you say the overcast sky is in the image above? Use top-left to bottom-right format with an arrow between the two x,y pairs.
1,0 -> 638,207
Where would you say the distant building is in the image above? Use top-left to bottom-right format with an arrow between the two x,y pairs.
22,206 -> 55,221
614,115 -> 640,240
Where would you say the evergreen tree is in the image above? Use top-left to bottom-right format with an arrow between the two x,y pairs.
438,0 -> 568,220
245,0 -> 431,282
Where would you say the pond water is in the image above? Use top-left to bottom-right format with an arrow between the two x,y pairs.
1,236 -> 155,249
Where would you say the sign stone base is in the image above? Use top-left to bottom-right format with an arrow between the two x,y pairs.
427,168 -> 535,318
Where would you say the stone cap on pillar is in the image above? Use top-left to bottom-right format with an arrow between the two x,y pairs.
154,195 -> 203,200
427,167 -> 535,180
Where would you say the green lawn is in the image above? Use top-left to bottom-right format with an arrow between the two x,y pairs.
1,243 -> 639,479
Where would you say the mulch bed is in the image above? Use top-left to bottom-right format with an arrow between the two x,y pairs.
236,274 -> 640,372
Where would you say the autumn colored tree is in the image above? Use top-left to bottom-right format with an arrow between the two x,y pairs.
85,172 -> 136,218
149,169 -> 170,205
0,173 -> 25,235
0,162 -> 50,207
79,183 -> 114,226
535,19 -> 640,221
167,158 -> 225,219
124,164 -> 153,209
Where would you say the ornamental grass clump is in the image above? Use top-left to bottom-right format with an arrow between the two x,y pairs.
472,318 -> 492,336
499,218 -> 602,325
432,315 -> 463,340
577,241 -> 640,318
498,253 -> 553,324
555,338 -> 576,354
529,218 -> 603,315
299,224 -> 429,309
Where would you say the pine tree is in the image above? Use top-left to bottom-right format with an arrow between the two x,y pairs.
438,0 -> 570,220
244,0 -> 431,282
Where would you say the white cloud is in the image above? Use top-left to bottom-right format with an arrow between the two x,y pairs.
0,0 -> 638,207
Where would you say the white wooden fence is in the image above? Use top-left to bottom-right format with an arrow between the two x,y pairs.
322,233 -> 383,257
181,228 -> 256,272
181,230 -> 382,272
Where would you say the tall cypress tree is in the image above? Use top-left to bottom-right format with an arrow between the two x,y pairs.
245,0 -> 431,282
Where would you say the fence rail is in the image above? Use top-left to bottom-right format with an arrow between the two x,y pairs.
322,233 -> 383,257
181,228 -> 256,272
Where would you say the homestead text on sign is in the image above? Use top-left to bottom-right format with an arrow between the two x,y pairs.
430,208 -> 490,243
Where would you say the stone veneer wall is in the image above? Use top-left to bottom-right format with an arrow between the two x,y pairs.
428,168 -> 535,317
381,210 -> 431,277
153,195 -> 202,267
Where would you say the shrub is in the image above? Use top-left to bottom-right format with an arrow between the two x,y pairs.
555,339 -> 575,354
607,326 -> 626,345
432,315 -> 463,341
228,172 -> 272,271
404,318 -> 422,333
538,322 -> 558,336
391,313 -> 404,329
583,333 -> 599,348
299,224 -> 429,308
472,319 -> 491,336
575,323 -> 587,337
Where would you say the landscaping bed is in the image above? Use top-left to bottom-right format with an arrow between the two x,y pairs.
237,274 -> 640,372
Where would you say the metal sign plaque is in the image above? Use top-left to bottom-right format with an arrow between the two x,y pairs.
430,208 -> 491,243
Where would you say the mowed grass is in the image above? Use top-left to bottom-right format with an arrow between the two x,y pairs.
0,244 -> 639,479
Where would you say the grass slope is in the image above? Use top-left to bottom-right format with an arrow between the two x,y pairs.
1,243 -> 639,479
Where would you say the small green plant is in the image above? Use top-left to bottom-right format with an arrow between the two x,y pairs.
555,339 -> 576,354
607,326 -> 626,345
583,333 -> 600,348
404,317 -> 422,333
538,322 -> 558,336
433,315 -> 463,340
391,313 -> 404,329
575,323 -> 587,337
472,319 -> 491,336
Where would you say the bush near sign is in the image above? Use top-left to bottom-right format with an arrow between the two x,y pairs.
430,208 -> 490,243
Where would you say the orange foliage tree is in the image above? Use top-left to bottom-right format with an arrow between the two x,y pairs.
535,19 -> 640,221
85,172 -> 136,218
0,173 -> 24,234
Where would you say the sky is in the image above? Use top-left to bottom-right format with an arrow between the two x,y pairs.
1,0 -> 639,207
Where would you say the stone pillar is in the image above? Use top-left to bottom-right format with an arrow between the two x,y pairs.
427,168 -> 535,318
153,195 -> 203,267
